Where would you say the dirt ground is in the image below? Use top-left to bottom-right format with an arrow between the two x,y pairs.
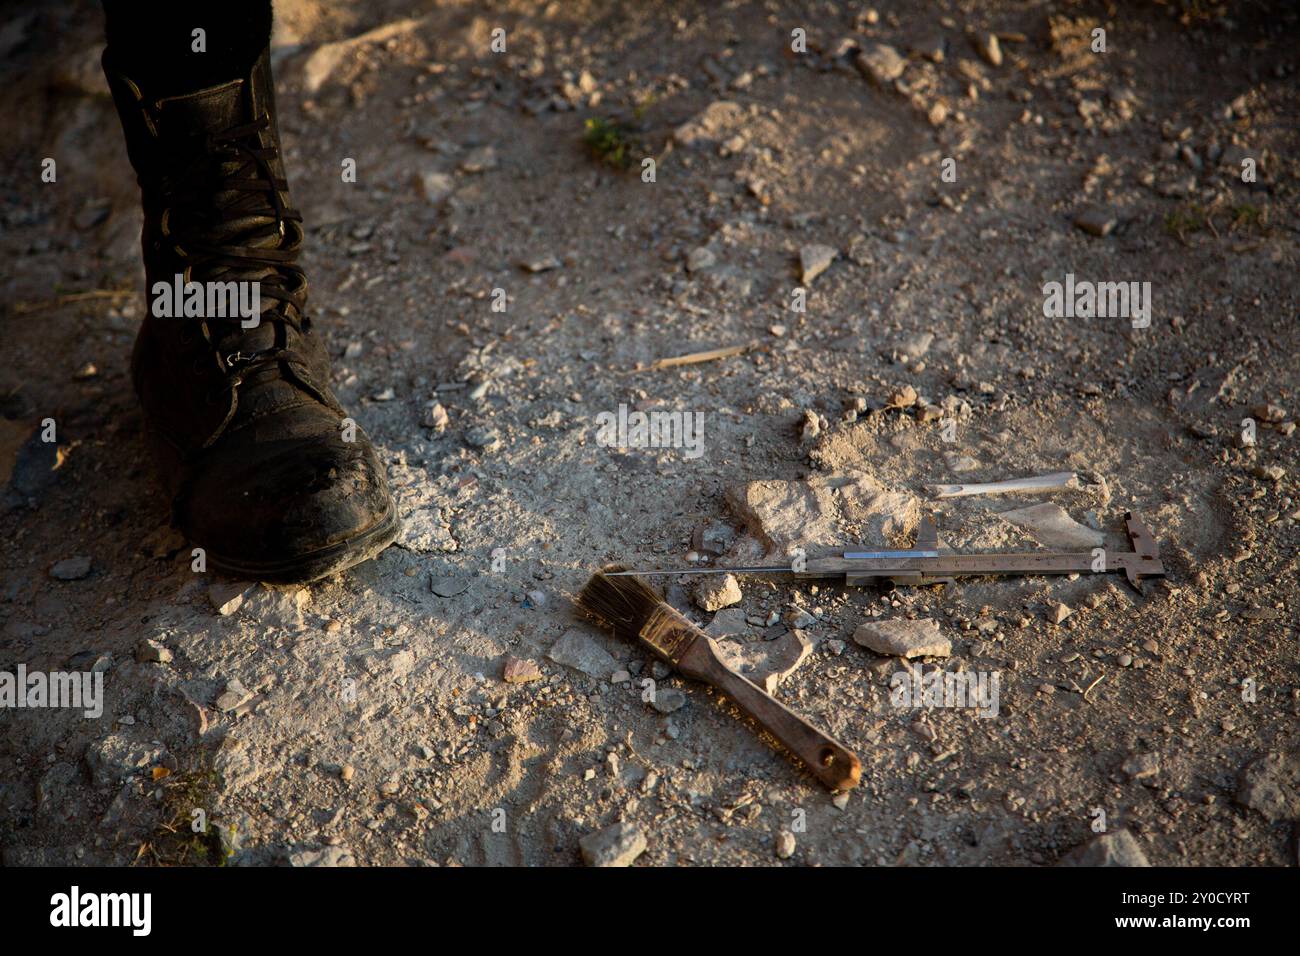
1,0 -> 1297,867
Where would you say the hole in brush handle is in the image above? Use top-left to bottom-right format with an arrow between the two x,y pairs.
691,644 -> 862,790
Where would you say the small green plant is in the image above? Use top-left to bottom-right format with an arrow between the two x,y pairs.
583,117 -> 635,169
1229,202 -> 1265,232
135,753 -> 225,866
1163,204 -> 1208,241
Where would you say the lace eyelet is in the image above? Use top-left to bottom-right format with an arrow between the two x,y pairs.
190,358 -> 206,375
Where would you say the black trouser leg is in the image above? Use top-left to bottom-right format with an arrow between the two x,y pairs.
101,0 -> 273,97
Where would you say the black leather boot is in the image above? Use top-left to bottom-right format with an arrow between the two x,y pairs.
103,48 -> 399,583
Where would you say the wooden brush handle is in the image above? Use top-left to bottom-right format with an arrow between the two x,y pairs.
676,638 -> 862,791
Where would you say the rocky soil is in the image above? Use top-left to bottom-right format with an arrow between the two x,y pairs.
1,0 -> 1297,866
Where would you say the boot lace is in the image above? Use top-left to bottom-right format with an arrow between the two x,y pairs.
158,114 -> 311,382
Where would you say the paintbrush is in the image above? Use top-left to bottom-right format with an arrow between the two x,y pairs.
575,566 -> 862,791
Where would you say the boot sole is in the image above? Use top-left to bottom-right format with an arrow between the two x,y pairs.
206,502 -> 401,584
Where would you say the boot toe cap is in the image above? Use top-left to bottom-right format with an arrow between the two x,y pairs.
180,416 -> 396,580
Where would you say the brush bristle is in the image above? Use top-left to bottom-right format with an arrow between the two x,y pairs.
575,566 -> 665,643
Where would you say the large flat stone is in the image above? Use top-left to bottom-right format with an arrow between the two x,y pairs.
579,822 -> 647,867
727,470 -> 918,554
299,18 -> 425,94
853,618 -> 950,658
239,585 -> 310,631
1235,751 -> 1300,823
548,629 -> 619,680
1058,830 -> 1151,867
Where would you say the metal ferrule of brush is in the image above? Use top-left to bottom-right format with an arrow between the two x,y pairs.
639,603 -> 699,665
